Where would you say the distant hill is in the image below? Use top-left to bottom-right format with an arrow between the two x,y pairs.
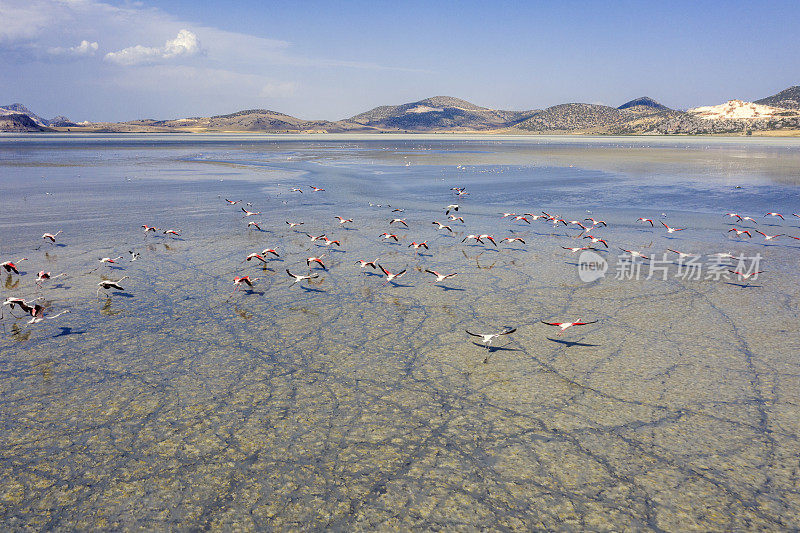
755,86 -> 800,110
0,112 -> 51,132
0,103 -> 76,127
349,96 -> 538,131
515,103 -> 626,132
618,97 -> 670,111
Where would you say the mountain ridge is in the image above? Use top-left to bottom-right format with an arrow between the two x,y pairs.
3,86 -> 800,135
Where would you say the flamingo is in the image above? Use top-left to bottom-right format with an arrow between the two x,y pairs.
583,235 -> 608,248
728,270 -> 764,282
462,234 -> 484,244
432,221 -> 453,232
287,269 -> 318,285
619,248 -> 649,260
408,241 -> 429,250
637,218 -> 654,227
478,234 -> 497,247
261,248 -> 280,258
1,258 -> 27,274
661,222 -> 684,233
740,216 -> 759,224
26,305 -> 69,324
224,199 -> 241,205
245,252 -> 267,264
320,237 -> 341,247
465,328 -> 516,358
728,228 -> 752,238
142,225 -> 159,233
305,233 -> 327,242
334,216 -> 353,225
754,230 -> 783,241
97,276 -> 128,296
380,233 -> 400,241
501,213 -> 517,218
501,237 -> 526,244
667,249 -> 699,260
512,216 -> 531,224
241,207 -> 260,218
163,229 -> 180,237
247,221 -> 263,230
307,255 -> 327,269
42,230 -> 62,242
377,264 -> 406,284
765,212 -> 784,220
310,186 -> 325,192
290,187 -> 303,193
36,271 -> 65,286
424,270 -> 457,283
446,204 -> 460,215
390,218 -> 409,227
286,221 -> 304,228
448,215 -> 465,223
585,218 -> 607,227
128,251 -> 140,261
355,259 -> 378,269
724,213 -> 743,221
233,276 -> 260,291
561,246 -> 594,253
540,319 -> 598,335
99,256 -> 123,265
524,214 -> 547,220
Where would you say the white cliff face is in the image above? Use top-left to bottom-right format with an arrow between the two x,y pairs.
689,100 -> 793,120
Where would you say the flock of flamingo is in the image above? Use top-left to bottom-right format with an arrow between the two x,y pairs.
2,181 -> 796,357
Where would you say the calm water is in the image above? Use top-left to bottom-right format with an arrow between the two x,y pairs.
1,134 -> 800,530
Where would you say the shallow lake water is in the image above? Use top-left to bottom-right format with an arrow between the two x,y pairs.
1,134 -> 800,530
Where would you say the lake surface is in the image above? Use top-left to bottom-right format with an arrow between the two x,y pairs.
1,134 -> 800,530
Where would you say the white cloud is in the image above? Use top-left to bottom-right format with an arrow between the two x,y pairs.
48,39 -> 98,57
105,29 -> 199,65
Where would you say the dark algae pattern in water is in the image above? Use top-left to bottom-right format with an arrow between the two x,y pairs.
2,135 -> 800,530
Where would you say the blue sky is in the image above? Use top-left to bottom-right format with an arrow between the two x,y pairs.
1,0 -> 798,122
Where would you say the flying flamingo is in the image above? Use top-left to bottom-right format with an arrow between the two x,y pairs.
310,186 -> 325,192
478,234 -> 497,247
320,237 -> 341,247
408,241 -> 429,250
424,270 -> 457,283
637,218 -> 654,227
355,259 -> 378,269
233,276 -> 260,291
619,248 -> 649,260
334,216 -> 353,225
290,187 -> 303,193
390,218 -> 409,227
583,235 -> 608,248
241,207 -> 260,218
585,218 -> 607,226
501,237 -> 526,244
465,328 -> 516,360
448,215 -> 465,223
97,276 -> 128,296
261,248 -> 280,258
286,269 -> 318,285
224,199 -> 241,205
540,319 -> 598,335
728,270 -> 764,285
380,233 -> 400,241
304,233 -> 327,242
99,256 -> 123,265
163,229 -> 180,237
245,252 -> 267,264
36,271 -> 65,286
128,251 -> 140,261
740,216 -> 759,224
661,222 -> 684,233
446,204 -> 459,215
432,221 -> 453,232
728,228 -> 752,238
462,234 -> 484,244
377,264 -> 406,284
1,258 -> 27,274
25,305 -> 69,324
667,249 -> 699,260
754,230 -> 783,241
247,221 -> 263,230
41,230 -> 62,243
307,255 -> 327,269
765,212 -> 784,220
501,213 -> 517,218
562,246 -> 594,253
286,221 -> 304,228
512,216 -> 531,224
724,213 -> 743,221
